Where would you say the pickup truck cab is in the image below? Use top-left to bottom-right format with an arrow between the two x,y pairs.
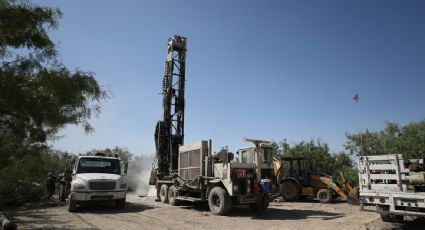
68,155 -> 128,212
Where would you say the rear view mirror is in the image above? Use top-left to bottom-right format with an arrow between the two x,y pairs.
121,162 -> 128,175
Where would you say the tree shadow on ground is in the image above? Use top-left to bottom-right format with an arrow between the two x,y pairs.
6,212 -> 90,230
73,201 -> 154,214
177,202 -> 345,220
4,200 -> 154,214
3,200 -> 68,211
3,200 -> 154,230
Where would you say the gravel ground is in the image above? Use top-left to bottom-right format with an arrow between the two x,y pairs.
2,193 -> 424,230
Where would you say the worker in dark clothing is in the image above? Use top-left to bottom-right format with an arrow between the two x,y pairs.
46,172 -> 56,200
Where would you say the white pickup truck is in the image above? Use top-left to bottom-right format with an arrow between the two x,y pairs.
68,154 -> 128,212
358,154 -> 425,222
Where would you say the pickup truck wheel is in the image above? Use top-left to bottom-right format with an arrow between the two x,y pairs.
280,180 -> 300,201
116,198 -> 126,209
168,186 -> 179,206
377,205 -> 391,222
380,214 -> 391,222
159,184 -> 169,203
390,215 -> 403,223
317,189 -> 332,203
208,187 -> 231,215
68,196 -> 77,213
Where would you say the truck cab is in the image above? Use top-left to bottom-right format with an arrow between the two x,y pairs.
237,143 -> 275,179
68,154 -> 128,212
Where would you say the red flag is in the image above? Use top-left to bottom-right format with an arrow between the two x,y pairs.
353,93 -> 360,103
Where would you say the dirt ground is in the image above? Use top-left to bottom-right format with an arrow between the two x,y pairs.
2,193 -> 424,230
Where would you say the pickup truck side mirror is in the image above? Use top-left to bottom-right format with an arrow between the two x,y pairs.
121,162 -> 128,175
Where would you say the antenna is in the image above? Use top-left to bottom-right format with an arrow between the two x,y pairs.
353,92 -> 363,156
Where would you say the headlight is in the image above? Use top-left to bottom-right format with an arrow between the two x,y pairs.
73,183 -> 85,190
120,183 -> 127,189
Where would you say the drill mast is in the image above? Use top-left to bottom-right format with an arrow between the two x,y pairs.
155,36 -> 187,178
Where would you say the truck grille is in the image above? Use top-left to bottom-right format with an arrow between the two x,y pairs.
89,181 -> 116,190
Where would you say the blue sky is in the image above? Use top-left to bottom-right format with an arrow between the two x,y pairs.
40,0 -> 425,155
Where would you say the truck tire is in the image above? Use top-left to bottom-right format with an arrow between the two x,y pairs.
68,196 -> 77,213
317,189 -> 332,203
250,194 -> 269,213
377,205 -> 391,222
168,185 -> 179,206
281,180 -> 300,201
116,198 -> 126,209
390,215 -> 403,223
159,184 -> 169,203
208,187 -> 231,215
380,214 -> 391,222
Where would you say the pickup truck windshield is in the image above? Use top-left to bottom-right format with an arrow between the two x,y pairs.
77,158 -> 121,175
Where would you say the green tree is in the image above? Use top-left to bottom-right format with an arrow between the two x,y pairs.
345,120 -> 425,158
0,0 -> 108,163
0,0 -> 108,206
0,148 -> 72,205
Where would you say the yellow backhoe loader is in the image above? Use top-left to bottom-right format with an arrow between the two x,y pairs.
273,156 -> 359,204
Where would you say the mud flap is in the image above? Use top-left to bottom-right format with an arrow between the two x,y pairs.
149,170 -> 157,185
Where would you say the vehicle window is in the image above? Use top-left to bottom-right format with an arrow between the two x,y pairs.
262,147 -> 273,164
77,158 -> 121,175
241,149 -> 255,163
293,160 -> 300,176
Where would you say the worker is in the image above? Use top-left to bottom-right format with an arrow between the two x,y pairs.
46,172 -> 56,200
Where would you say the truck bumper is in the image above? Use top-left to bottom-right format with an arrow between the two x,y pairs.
70,190 -> 127,202
360,191 -> 425,217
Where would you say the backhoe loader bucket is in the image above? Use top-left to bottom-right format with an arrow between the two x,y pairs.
347,187 -> 360,205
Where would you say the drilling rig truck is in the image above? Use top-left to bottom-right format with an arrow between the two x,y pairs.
149,36 -> 270,215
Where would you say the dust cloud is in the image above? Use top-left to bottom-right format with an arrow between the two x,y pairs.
126,155 -> 155,196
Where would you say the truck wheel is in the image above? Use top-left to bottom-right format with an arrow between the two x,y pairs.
377,205 -> 391,222
159,184 -> 169,203
168,185 -> 179,206
116,198 -> 126,209
390,215 -> 403,223
208,187 -> 231,215
68,196 -> 77,213
380,214 -> 391,222
280,180 -> 300,201
250,194 -> 269,213
317,189 -> 332,203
